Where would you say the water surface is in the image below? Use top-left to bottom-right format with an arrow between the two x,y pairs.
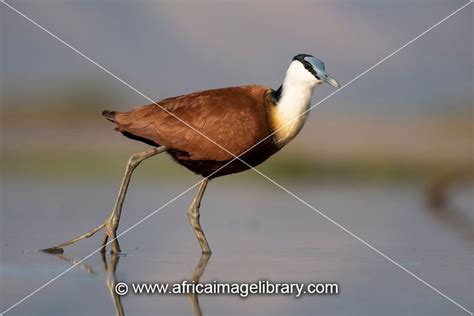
1,178 -> 472,315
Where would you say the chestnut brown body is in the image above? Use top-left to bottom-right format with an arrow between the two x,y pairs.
104,85 -> 281,178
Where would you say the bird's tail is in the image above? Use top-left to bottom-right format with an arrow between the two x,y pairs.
102,110 -> 117,122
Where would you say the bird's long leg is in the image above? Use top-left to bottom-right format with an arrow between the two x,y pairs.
188,178 -> 212,254
44,146 -> 167,254
102,146 -> 168,253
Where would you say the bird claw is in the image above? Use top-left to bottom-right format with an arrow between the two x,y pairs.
40,247 -> 64,254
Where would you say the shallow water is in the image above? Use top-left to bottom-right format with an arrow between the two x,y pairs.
1,178 -> 473,315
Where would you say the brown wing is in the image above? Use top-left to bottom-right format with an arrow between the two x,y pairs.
111,85 -> 273,161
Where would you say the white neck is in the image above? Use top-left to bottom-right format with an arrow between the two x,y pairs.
271,62 -> 319,147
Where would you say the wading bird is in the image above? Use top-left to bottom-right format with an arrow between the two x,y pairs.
46,54 -> 339,254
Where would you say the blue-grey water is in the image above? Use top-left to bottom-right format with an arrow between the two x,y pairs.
1,178 -> 472,315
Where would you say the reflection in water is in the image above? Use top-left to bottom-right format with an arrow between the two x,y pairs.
46,252 -> 211,316
425,168 -> 474,245
101,252 -> 125,316
47,252 -> 125,316
52,253 -> 97,275
187,254 -> 211,316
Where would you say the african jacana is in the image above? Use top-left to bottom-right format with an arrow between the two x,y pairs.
46,54 -> 339,254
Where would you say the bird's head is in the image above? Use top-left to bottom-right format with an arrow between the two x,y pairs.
287,54 -> 340,89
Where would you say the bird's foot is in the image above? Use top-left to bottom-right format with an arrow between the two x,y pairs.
40,247 -> 65,254
102,217 -> 122,254
42,221 -> 106,253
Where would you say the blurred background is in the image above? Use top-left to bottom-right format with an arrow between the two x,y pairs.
1,1 -> 472,315
2,0 -> 472,183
